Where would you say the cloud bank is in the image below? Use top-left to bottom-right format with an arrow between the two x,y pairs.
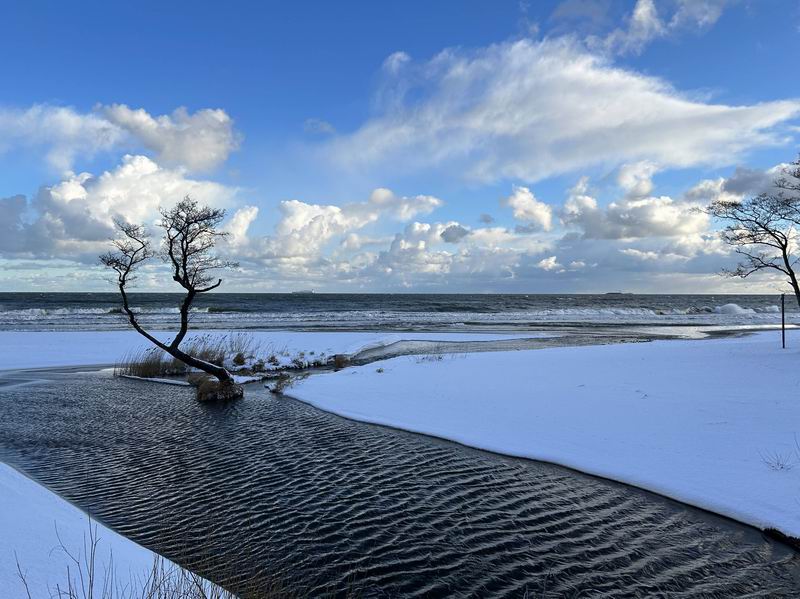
0,155 -> 236,260
1,155 -> 792,292
0,104 -> 240,173
323,36 -> 799,183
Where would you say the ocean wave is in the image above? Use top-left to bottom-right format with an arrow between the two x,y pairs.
0,306 -> 210,319
0,308 -> 113,318
713,303 -> 755,315
128,307 -> 210,314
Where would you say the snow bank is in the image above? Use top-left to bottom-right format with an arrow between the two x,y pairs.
291,331 -> 800,539
0,330 -> 536,371
0,463 -> 211,597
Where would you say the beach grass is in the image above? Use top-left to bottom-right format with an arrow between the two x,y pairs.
113,333 -> 329,381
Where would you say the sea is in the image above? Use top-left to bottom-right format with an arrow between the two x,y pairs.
0,292 -> 795,333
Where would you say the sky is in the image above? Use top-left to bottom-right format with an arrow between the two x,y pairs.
1,0 -> 800,293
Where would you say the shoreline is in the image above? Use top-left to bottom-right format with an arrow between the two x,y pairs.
276,390 -> 800,553
288,329 -> 800,542
0,461 -> 226,597
285,388 -> 800,552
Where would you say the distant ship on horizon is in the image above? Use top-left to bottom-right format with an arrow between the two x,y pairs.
290,289 -> 315,294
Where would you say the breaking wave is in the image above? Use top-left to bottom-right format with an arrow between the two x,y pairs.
517,304 -> 781,317
0,306 -> 210,320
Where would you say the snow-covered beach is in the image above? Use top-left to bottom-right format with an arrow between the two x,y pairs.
2,323 -> 800,595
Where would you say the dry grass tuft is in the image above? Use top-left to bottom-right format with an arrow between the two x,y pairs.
115,348 -> 187,378
15,522 -> 236,599
114,334 -> 259,379
267,373 -> 293,394
115,333 -> 351,383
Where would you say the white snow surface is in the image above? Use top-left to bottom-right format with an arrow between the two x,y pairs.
0,330 -> 539,371
0,463 -> 211,598
291,331 -> 800,538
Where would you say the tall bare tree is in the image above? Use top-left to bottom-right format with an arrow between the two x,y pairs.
100,197 -> 243,400
708,157 -> 800,308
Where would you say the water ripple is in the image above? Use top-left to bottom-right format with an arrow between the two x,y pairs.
0,371 -> 798,597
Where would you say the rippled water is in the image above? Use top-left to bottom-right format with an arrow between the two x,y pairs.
1,371 -> 799,597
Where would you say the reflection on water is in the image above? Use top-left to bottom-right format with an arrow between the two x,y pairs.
0,371 -> 798,597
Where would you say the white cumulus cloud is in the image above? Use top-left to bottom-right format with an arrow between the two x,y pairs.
617,161 -> 659,198
0,105 -> 123,173
537,256 -> 562,271
503,185 -> 553,231
0,103 -> 240,173
237,188 -> 443,264
225,206 -> 259,246
102,104 -> 240,172
561,177 -> 709,240
0,155 -> 237,259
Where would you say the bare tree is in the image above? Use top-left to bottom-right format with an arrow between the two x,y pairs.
708,157 -> 800,308
100,197 -> 243,401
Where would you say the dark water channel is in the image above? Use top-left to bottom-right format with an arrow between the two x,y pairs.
0,370 -> 798,598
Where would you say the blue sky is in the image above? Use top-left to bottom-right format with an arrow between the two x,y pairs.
1,0 -> 799,292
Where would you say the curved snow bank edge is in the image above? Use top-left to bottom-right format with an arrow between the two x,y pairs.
0,462 -> 224,597
292,395 -> 799,546
289,331 -> 800,543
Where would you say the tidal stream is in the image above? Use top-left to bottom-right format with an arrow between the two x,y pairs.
0,369 -> 798,597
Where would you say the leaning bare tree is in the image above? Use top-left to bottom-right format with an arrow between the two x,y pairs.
100,197 -> 243,401
708,157 -> 800,308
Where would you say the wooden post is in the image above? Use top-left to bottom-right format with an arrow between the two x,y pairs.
782,293 -> 786,349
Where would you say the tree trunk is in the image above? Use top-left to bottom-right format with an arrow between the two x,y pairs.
781,249 -> 800,309
167,346 -> 233,383
118,283 -> 236,386
790,279 -> 800,310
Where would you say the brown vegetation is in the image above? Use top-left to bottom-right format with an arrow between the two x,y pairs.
15,522 -> 235,599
